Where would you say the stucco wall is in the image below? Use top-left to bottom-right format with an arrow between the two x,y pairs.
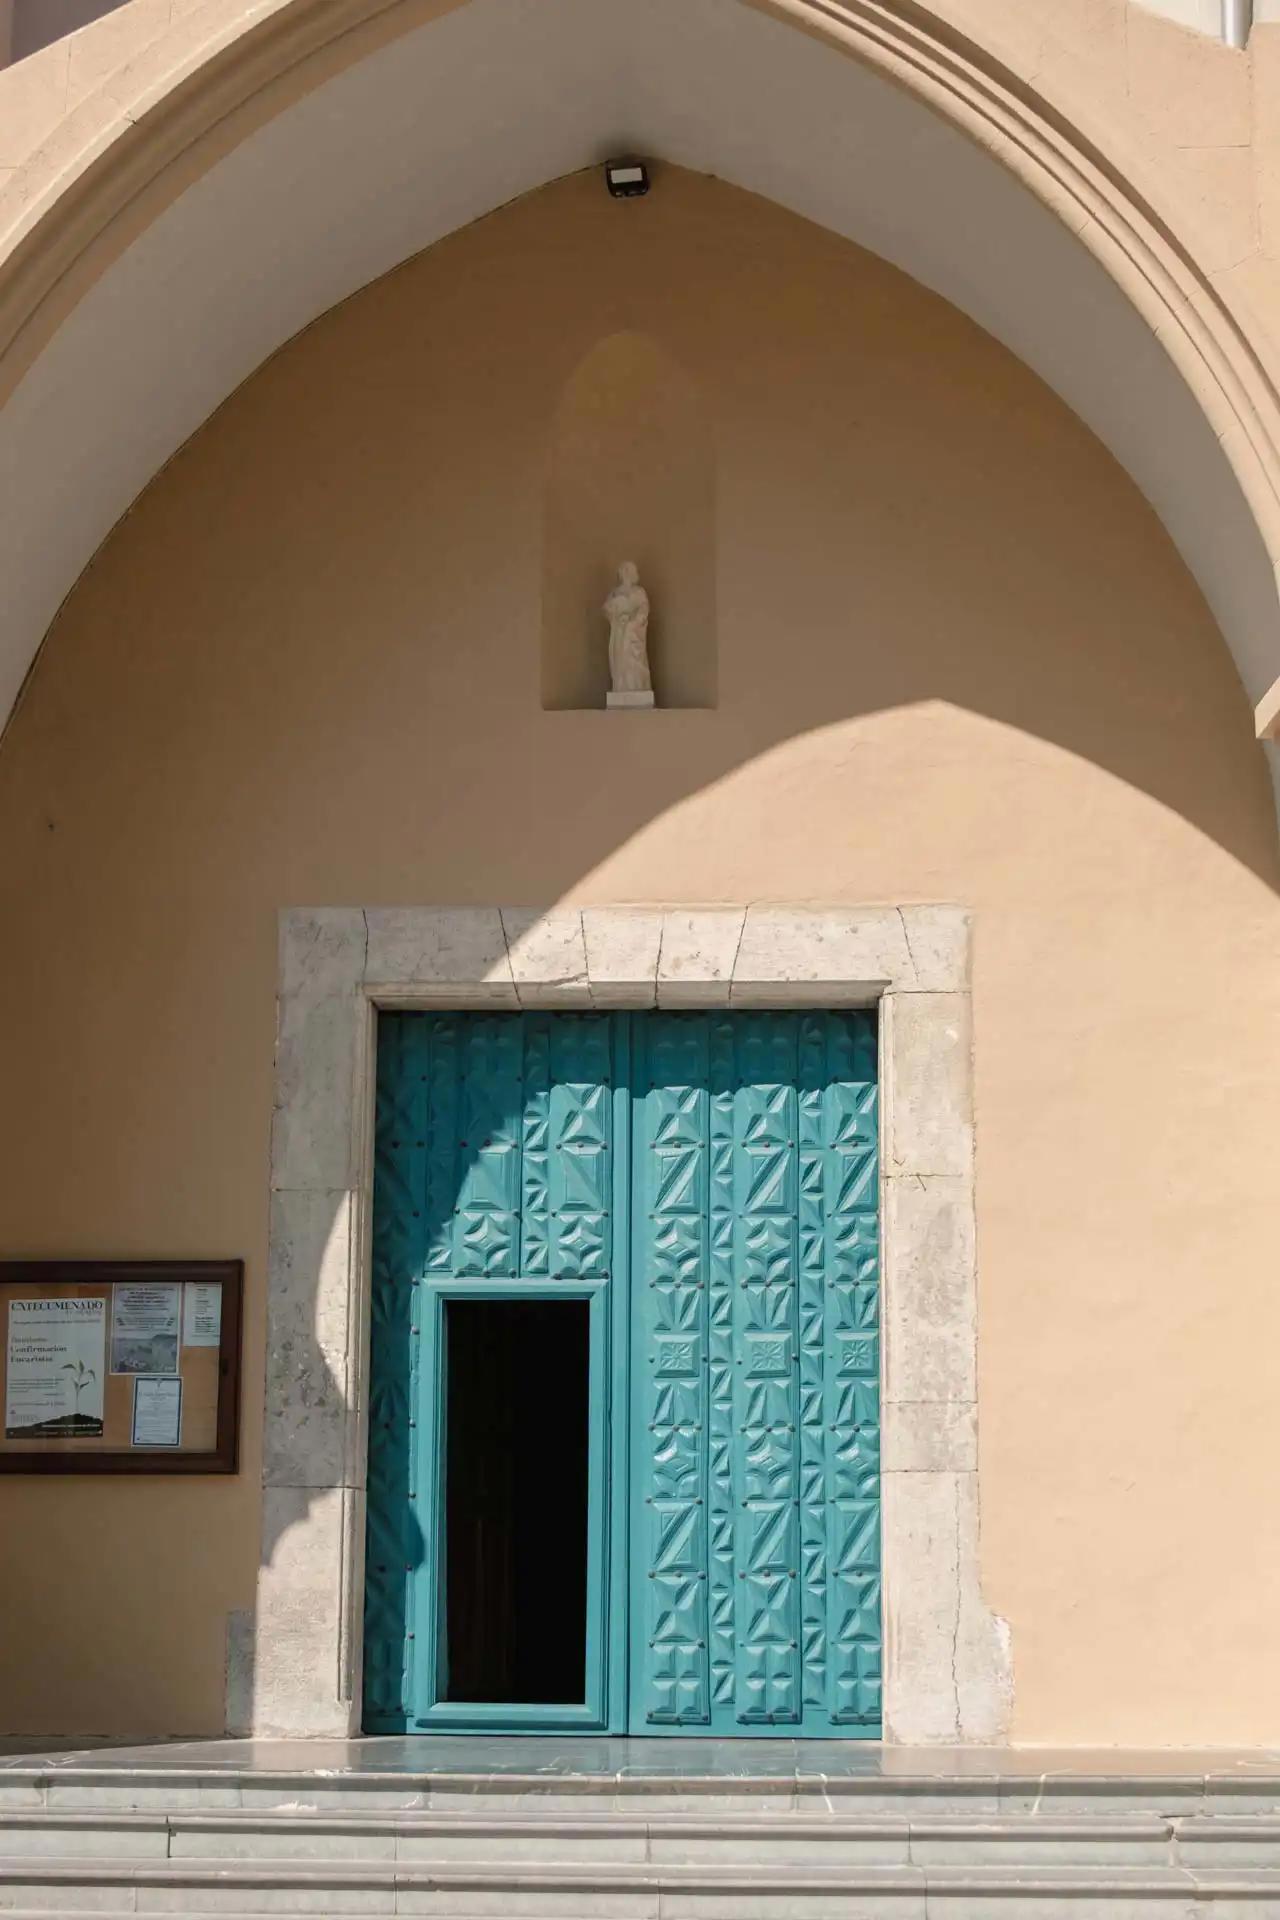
0,168 -> 1277,1743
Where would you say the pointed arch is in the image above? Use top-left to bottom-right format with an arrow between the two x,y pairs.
0,0 -> 1278,769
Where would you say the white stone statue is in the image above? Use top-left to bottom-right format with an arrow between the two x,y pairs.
604,561 -> 654,708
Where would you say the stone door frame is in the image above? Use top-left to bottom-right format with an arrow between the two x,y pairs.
254,904 -> 1010,1742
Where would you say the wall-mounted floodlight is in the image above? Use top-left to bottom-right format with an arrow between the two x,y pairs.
605,160 -> 650,199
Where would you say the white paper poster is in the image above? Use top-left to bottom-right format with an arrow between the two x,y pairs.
5,1297 -> 106,1439
182,1282 -> 222,1349
111,1283 -> 180,1376
132,1376 -> 183,1448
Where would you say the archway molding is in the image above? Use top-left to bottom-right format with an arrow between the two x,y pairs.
1,0 -> 1279,752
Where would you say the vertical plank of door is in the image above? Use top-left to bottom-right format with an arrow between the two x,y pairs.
363,1014 -> 430,1728
608,1015 -> 632,1731
823,1012 -> 882,1726
798,1012 -> 830,1720
731,1015 -> 801,1726
631,1013 -> 711,1726
707,1016 -> 736,1724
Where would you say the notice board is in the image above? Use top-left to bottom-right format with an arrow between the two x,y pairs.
0,1261 -> 241,1473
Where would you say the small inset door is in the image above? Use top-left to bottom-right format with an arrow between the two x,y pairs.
441,1295 -> 593,1709
362,1009 -> 880,1737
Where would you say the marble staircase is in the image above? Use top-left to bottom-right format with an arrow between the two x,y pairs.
1,1738 -> 1279,1915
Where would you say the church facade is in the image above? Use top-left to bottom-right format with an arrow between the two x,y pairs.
1,0 -> 1280,1758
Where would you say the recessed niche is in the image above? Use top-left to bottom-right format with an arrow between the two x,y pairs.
541,330 -> 716,710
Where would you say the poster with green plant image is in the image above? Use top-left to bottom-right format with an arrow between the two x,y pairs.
4,1297 -> 105,1438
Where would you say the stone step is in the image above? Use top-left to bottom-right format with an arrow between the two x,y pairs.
7,1806 -> 1280,1869
5,1805 -> 1260,1865
0,1857 -> 1275,1916
5,1765 -> 1280,1816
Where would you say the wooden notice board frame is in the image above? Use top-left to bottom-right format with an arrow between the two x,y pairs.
0,1260 -> 242,1474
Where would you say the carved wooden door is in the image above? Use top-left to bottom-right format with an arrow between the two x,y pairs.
363,1009 -> 881,1736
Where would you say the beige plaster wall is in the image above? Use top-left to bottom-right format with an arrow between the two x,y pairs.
0,168 -> 1278,1743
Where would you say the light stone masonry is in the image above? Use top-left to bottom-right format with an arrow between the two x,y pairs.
259,904 -> 1008,1744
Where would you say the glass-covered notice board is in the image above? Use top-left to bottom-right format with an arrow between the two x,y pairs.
0,1261 -> 241,1473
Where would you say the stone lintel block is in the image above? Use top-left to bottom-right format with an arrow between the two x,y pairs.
254,1486 -> 363,1739
882,1399 -> 978,1473
264,1189 -> 359,1490
364,906 -> 514,1003
726,905 -> 968,1003
883,991 -> 973,1178
501,907 -> 591,1007
279,908 -> 366,1008
897,906 -> 970,993
281,905 -> 968,1017
656,908 -> 745,1007
883,1175 -> 976,1406
732,905 -> 908,999
582,909 -> 663,1007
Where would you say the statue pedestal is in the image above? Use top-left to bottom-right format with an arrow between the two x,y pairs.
607,691 -> 655,709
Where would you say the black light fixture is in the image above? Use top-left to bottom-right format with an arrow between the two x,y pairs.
605,159 -> 650,199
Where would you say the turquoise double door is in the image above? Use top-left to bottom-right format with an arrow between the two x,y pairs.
363,1009 -> 881,1738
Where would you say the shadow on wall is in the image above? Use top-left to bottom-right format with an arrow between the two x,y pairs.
8,0 -> 128,64
236,1056 -> 539,1738
182,312 -> 1280,1738
5,167 -> 1280,1742
139,162 -> 1278,896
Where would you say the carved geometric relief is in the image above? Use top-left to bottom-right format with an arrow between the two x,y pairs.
548,1015 -> 612,1278
821,1013 -> 881,1727
367,1007 -> 877,1736
732,1018 -> 800,1726
364,1009 -> 617,1727
634,1016 -> 710,1725
632,1009 -> 880,1736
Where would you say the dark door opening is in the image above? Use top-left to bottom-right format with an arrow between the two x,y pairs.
442,1298 -> 590,1705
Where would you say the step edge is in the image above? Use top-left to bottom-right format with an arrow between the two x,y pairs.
0,1857 -> 1255,1889
3,1767 -> 1260,1789
0,1809 -> 1195,1835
